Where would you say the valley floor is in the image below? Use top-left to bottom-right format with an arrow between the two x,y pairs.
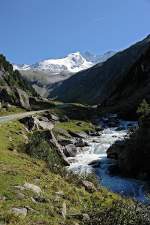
0,106 -> 150,225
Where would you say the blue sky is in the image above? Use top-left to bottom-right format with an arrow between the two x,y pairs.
0,0 -> 150,64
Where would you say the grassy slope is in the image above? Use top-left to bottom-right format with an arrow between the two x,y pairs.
0,106 -> 26,116
55,120 -> 95,133
0,120 -> 125,225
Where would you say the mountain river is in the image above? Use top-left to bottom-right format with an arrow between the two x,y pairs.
68,115 -> 149,204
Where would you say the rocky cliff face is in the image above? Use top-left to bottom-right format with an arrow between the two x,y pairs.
0,54 -> 37,109
50,35 -> 150,119
107,115 -> 150,179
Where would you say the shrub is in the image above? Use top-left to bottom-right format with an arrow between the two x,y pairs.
137,99 -> 150,118
26,132 -> 63,171
84,200 -> 150,225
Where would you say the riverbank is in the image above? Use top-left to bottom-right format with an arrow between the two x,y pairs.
0,109 -> 150,224
67,115 -> 150,203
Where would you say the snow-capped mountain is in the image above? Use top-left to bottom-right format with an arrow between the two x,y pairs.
13,51 -> 115,74
14,51 -> 116,97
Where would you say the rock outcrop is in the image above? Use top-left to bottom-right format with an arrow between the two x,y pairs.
107,115 -> 150,179
0,54 -> 37,109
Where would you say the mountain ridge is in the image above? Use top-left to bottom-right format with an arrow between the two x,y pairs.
13,51 -> 115,73
49,35 -> 150,118
14,51 -> 115,97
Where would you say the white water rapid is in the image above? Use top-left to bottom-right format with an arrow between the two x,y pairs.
68,117 -> 149,203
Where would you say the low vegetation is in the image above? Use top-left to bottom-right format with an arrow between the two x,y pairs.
55,120 -> 95,133
0,118 -> 149,225
0,106 -> 26,116
137,99 -> 150,119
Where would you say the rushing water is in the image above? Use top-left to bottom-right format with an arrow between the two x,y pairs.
68,117 -> 149,203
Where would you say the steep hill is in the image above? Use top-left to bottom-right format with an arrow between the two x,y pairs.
0,54 -> 37,109
50,35 -> 150,118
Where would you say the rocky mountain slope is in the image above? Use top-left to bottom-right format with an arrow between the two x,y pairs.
50,35 -> 150,118
14,51 -> 115,97
0,54 -> 38,109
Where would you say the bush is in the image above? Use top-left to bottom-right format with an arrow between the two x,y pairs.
137,99 -> 150,118
84,200 -> 150,225
26,131 -> 63,171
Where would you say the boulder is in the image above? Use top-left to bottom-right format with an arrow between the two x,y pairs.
49,130 -> 70,166
20,116 -> 54,131
63,144 -> 77,157
11,207 -> 27,218
20,116 -> 36,131
68,131 -> 87,138
58,138 -> 74,146
34,117 -> 54,130
75,138 -> 89,147
16,192 -> 25,200
23,183 -> 42,194
82,180 -> 97,192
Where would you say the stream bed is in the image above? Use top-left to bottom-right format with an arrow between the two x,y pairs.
68,116 -> 149,204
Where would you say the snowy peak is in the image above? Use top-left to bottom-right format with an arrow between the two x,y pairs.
13,51 -> 116,74
31,52 -> 93,73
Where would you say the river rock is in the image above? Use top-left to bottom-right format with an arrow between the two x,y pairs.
75,138 -> 89,147
63,144 -> 77,157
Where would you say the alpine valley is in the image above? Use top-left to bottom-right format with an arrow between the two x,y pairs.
1,35 -> 150,225
13,51 -> 115,97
